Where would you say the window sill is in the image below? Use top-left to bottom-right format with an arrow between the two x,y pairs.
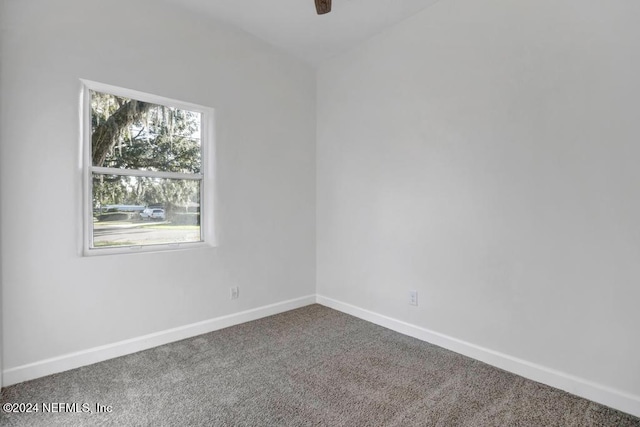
83,241 -> 215,257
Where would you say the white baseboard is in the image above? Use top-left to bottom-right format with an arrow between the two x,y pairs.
3,295 -> 316,387
4,294 -> 639,418
315,295 -> 640,419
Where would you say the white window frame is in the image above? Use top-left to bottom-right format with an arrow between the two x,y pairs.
81,79 -> 216,256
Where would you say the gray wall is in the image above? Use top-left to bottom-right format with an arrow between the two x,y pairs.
2,0 -> 639,413
317,0 -> 640,398
0,0 -> 6,386
0,0 -> 316,373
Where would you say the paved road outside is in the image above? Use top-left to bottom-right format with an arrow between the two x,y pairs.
93,222 -> 200,246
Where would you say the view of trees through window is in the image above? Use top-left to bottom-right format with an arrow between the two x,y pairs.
89,88 -> 205,249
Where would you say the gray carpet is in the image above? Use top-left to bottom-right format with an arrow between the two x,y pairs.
1,304 -> 638,426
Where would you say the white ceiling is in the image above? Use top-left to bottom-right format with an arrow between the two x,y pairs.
164,0 -> 443,66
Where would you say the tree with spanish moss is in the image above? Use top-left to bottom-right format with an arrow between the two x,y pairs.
91,91 -> 201,219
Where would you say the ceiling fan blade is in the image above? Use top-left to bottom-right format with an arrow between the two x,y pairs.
315,0 -> 332,15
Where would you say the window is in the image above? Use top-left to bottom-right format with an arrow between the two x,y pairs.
82,80 -> 214,255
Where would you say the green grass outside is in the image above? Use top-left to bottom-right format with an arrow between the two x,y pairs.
93,221 -> 199,231
94,241 -> 137,247
137,224 -> 200,230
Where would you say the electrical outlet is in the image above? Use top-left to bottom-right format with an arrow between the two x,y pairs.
230,286 -> 239,300
409,290 -> 418,306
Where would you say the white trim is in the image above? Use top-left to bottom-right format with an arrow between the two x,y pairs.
83,240 -> 214,257
79,79 -> 211,114
4,294 -> 638,418
201,101 -> 217,247
81,82 -> 92,255
2,295 -> 316,387
91,167 -> 203,181
315,295 -> 640,418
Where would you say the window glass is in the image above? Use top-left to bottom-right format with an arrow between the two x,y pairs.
92,174 -> 201,248
84,82 -> 212,254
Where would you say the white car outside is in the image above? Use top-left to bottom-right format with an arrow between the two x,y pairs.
140,208 -> 166,220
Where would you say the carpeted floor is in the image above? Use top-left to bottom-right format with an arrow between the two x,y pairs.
1,304 -> 639,426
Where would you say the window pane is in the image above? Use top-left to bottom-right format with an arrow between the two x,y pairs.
91,90 -> 202,174
92,174 -> 201,248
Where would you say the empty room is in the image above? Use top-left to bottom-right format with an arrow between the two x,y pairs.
0,0 -> 639,425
